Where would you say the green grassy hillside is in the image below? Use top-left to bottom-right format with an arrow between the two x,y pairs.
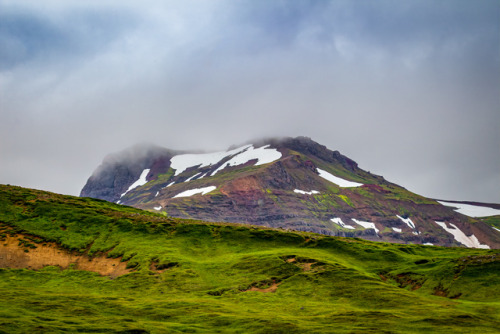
0,185 -> 499,333
481,215 -> 500,229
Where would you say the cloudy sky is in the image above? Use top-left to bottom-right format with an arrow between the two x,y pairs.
1,0 -> 499,202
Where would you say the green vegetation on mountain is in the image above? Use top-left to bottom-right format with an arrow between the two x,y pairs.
0,185 -> 499,333
481,215 -> 500,229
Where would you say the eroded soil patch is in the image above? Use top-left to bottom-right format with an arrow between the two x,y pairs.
244,279 -> 282,293
0,233 -> 130,278
246,281 -> 281,293
282,255 -> 325,272
433,283 -> 462,299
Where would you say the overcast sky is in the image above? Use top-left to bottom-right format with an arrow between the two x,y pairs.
1,0 -> 499,203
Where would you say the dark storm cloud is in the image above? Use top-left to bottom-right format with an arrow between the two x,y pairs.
0,0 -> 499,202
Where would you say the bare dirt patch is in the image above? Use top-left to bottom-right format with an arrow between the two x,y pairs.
246,281 -> 281,293
299,262 -> 315,271
0,233 -> 130,278
388,272 -> 426,291
282,256 -> 318,272
433,283 -> 462,299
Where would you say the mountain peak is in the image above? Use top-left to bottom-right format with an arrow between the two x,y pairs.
80,137 -> 500,249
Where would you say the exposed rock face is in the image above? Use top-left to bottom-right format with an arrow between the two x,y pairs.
81,144 -> 180,203
80,137 -> 500,249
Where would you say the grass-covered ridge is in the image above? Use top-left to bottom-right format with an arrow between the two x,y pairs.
0,184 -> 499,333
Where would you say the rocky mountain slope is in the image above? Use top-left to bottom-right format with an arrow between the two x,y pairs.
81,136 -> 500,248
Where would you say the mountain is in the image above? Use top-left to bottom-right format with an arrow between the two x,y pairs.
1,185 -> 499,333
81,136 -> 500,249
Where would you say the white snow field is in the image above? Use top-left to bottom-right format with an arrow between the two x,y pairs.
351,219 -> 379,234
294,189 -> 320,195
396,215 -> 416,229
170,145 -> 252,176
493,226 -> 500,233
316,168 -> 363,188
391,227 -> 402,233
185,172 -> 202,182
153,206 -> 162,211
438,201 -> 500,217
120,169 -> 150,198
331,218 -> 355,229
423,243 -> 434,246
170,144 -> 282,177
434,221 -> 490,249
211,145 -> 282,176
173,186 -> 217,198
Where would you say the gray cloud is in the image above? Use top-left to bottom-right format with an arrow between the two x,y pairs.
1,0 -> 499,202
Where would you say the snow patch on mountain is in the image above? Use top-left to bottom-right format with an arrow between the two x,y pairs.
173,186 -> 217,198
423,242 -> 434,246
435,221 -> 490,249
331,218 -> 355,229
211,145 -> 282,176
185,172 -> 202,182
397,215 -> 416,229
316,168 -> 363,188
438,201 -> 500,217
352,219 -> 379,233
294,189 -> 320,195
493,226 -> 500,233
121,169 -> 150,198
154,206 -> 162,211
170,145 -> 252,176
392,227 -> 402,233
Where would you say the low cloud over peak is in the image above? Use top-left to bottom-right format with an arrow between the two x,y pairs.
1,0 -> 499,202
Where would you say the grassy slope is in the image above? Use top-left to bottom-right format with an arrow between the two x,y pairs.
481,215 -> 500,229
0,185 -> 499,333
